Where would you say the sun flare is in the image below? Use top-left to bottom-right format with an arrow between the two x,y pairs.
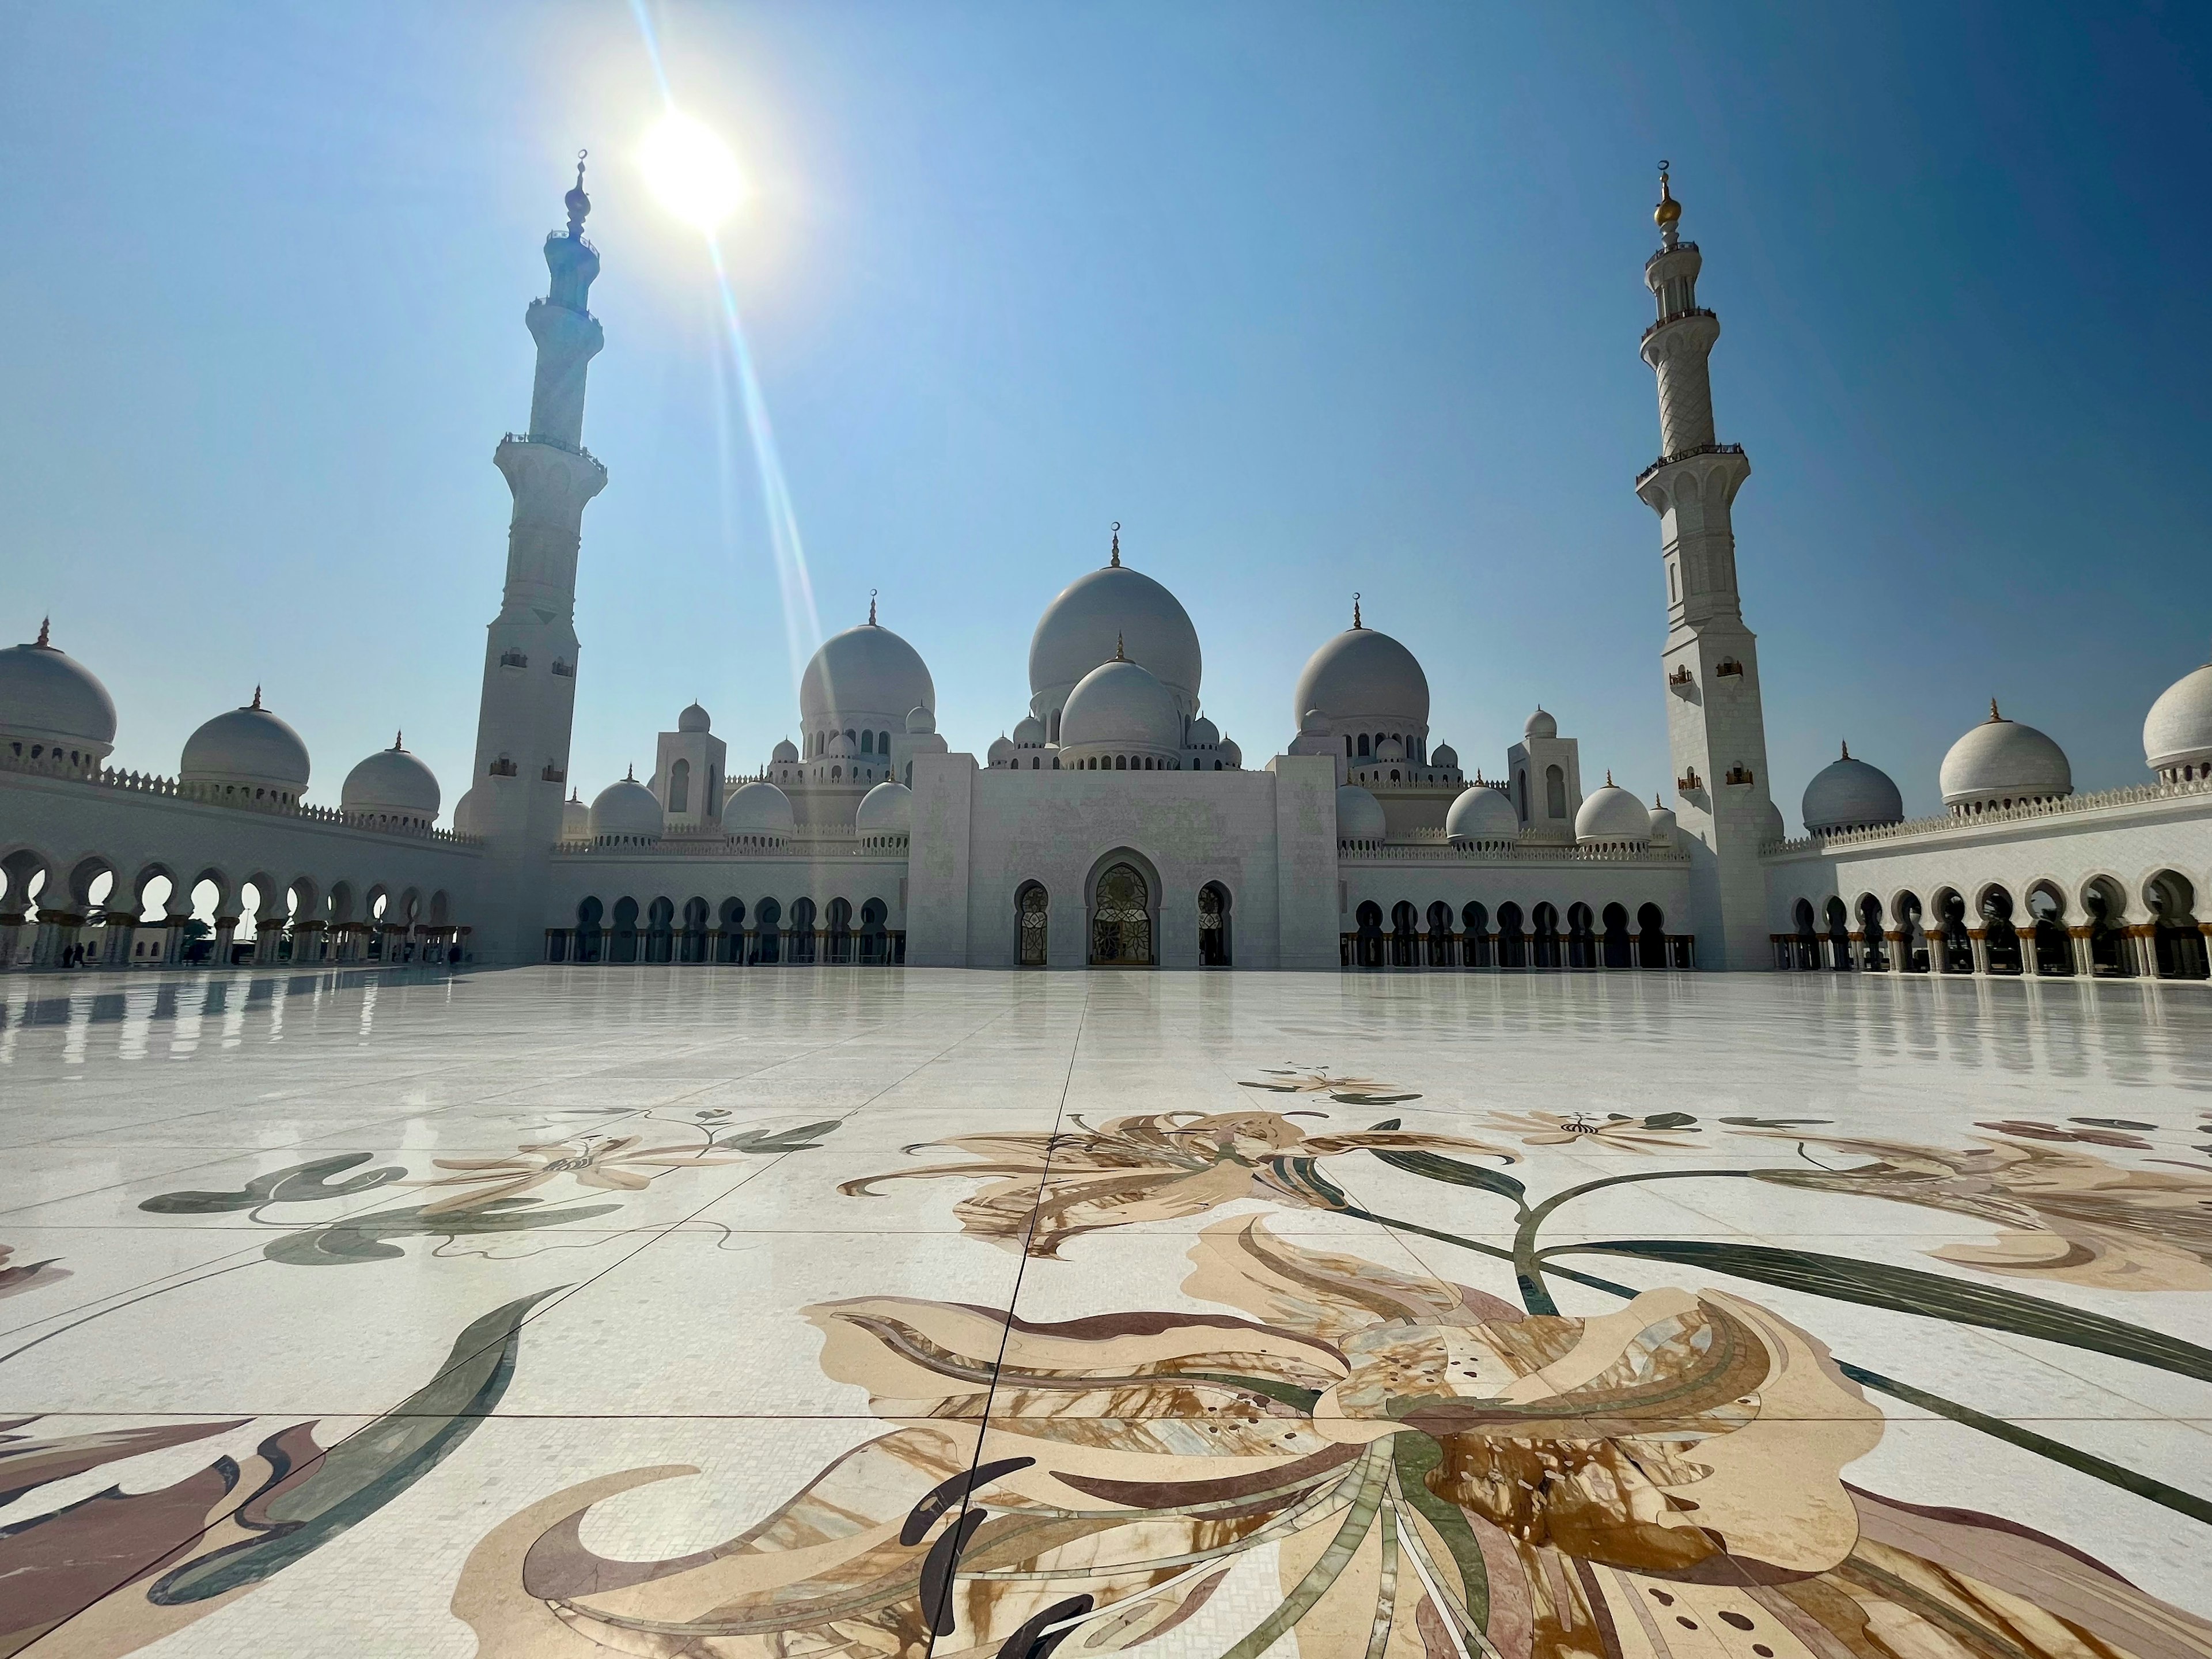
639,111 -> 748,230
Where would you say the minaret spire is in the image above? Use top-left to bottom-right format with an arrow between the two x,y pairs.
1636,164 -> 1771,971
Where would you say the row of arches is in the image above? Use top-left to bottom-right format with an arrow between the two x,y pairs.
1776,869 -> 2210,979
548,895 -> 902,965
0,844 -> 461,969
1343,899 -> 1692,970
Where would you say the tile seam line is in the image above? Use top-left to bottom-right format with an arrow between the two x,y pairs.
927,975 -> 1090,1659
12,994 -> 1030,1654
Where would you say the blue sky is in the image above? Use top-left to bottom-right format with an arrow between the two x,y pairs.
3,2 -> 2208,828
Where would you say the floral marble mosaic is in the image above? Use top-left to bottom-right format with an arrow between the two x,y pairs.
1,965 -> 2209,1658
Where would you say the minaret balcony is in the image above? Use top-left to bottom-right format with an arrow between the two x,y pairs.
1634,441 -> 1746,491
1640,306 -> 1717,346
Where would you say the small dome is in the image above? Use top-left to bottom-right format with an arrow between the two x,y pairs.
0,622 -> 116,754
1445,783 -> 1517,846
1524,706 -> 1558,741
341,736 -> 440,821
1432,742 -> 1459,770
677,701 -> 712,734
1374,736 -> 1405,763
560,789 -> 590,839
1031,560 -> 1202,718
1647,798 -> 1678,844
800,622 -> 934,727
1013,715 -> 1046,746
1060,657 -> 1184,754
987,734 -> 1016,765
1336,784 -> 1388,844
1940,702 -> 2071,810
2144,661 -> 2212,774
827,730 -> 857,759
181,692 -> 310,796
1801,743 -> 1904,834
1762,799 -> 1786,843
588,774 -> 664,843
772,737 -> 800,764
724,779 -> 797,835
906,706 -> 935,736
1188,714 -> 1219,747
1300,707 -> 1329,736
1293,624 -> 1429,732
453,786 -> 484,836
1575,778 -> 1650,846
857,779 -> 912,834
1219,736 -> 1242,768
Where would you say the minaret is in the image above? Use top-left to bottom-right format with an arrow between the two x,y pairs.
1635,164 -> 1772,969
468,154 -> 608,960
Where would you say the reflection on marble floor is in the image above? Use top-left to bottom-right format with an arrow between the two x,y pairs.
0,968 -> 2209,1657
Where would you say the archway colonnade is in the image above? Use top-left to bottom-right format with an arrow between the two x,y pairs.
0,844 -> 463,969
548,893 -> 903,966
1342,897 -> 1694,971
1772,869 -> 2211,979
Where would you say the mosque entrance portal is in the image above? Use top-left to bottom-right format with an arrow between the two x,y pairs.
1089,862 -> 1153,966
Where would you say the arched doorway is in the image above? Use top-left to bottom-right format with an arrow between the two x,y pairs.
1857,895 -> 1887,971
1461,902 -> 1490,968
2025,884 -> 2071,975
645,897 -> 675,963
860,898 -> 889,963
1601,902 -> 1631,968
1893,892 -> 1925,972
2145,870 -> 2208,978
2081,878 -> 2130,976
1389,902 -> 1419,967
1354,901 -> 1384,968
1425,901 -> 1453,967
1089,863 -> 1153,966
610,897 -> 639,964
1531,903 -> 1560,969
680,897 -> 710,963
717,898 -> 745,963
1017,884 -> 1048,967
1979,887 -> 2021,974
575,897 -> 604,964
1823,897 -> 1852,969
1496,902 -> 1526,968
1199,884 -> 1232,967
1637,903 -> 1667,968
825,897 -> 854,963
1791,899 -> 1818,970
790,897 -> 819,964
752,898 -> 782,964
1931,889 -> 1972,974
1566,903 -> 1596,969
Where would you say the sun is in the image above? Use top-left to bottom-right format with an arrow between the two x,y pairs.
639,111 -> 748,231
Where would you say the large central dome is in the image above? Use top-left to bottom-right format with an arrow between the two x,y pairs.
1029,554 -> 1201,724
799,622 -> 934,728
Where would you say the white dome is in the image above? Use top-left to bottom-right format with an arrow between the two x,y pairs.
1575,779 -> 1650,846
2144,662 -> 2212,773
1013,715 -> 1045,746
181,694 -> 310,797
1188,714 -> 1219,747
1336,785 -> 1388,844
1300,707 -> 1329,736
588,776 -> 664,843
0,624 -> 116,755
677,701 -> 712,734
454,786 -> 484,836
857,779 -> 912,834
560,790 -> 590,839
1030,562 -> 1201,717
1292,626 -> 1429,731
341,737 -> 440,821
1445,783 -> 1518,845
1762,800 -> 1786,843
1647,799 -> 1679,843
1374,736 -> 1405,763
987,734 -> 1016,765
724,779 -> 797,834
906,706 -> 935,736
1219,737 -> 1242,768
1801,744 -> 1904,834
1433,743 -> 1459,770
1940,703 -> 2071,809
800,623 -> 934,726
827,730 -> 857,759
1060,658 -> 1184,754
771,737 -> 799,764
1524,707 -> 1558,740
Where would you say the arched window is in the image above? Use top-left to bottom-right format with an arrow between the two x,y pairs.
844,728 -> 857,748
1090,864 -> 1152,965
1116,755 -> 1127,771
860,730 -> 874,754
668,758 -> 690,814
1048,709 -> 1060,744
1017,884 -> 1048,966
1514,770 -> 1527,822
1545,765 -> 1567,819
879,730 -> 891,753
1344,735 -> 1353,756
1358,734 -> 1371,757
1199,883 -> 1232,967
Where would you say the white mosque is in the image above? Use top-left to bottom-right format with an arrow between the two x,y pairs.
6,164 -> 2212,978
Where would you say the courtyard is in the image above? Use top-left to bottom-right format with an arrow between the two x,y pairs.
0,965 -> 2208,1657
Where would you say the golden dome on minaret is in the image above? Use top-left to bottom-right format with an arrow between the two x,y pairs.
1654,161 -> 1682,228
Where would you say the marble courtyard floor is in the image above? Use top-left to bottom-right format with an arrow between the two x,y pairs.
2,967 -> 2210,1659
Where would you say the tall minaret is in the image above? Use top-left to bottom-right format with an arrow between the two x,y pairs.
467,156 -> 608,960
1635,164 -> 1772,969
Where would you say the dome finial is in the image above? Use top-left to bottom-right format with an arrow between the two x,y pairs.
626,761 -> 635,782
1840,738 -> 1850,760
1654,158 -> 1681,245
250,684 -> 263,710
1114,632 -> 1126,661
1605,769 -> 1614,786
565,150 -> 591,237
1352,592 -> 1363,629
34,616 -> 50,649
868,588 -> 878,625
393,729 -> 404,751
1109,521 -> 1121,568
1989,697 -> 2003,722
